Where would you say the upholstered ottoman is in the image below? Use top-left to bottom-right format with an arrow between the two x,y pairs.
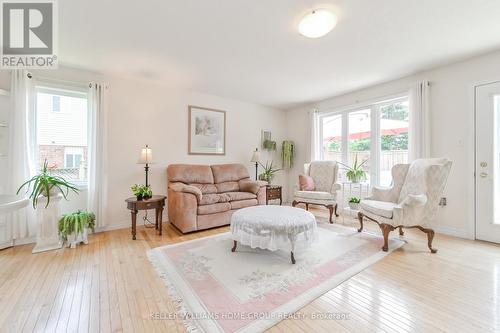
230,205 -> 317,264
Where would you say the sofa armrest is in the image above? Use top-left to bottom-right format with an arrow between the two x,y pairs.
169,182 -> 203,201
238,179 -> 267,194
167,188 -> 198,233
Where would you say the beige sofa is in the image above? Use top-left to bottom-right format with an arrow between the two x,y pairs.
167,163 -> 267,233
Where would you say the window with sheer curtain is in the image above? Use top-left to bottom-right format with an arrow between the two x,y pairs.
318,96 -> 409,187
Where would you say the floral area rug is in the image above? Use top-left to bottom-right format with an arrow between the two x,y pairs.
148,223 -> 404,333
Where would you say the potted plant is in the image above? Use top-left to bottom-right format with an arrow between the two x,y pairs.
281,140 -> 295,170
348,197 -> 361,210
258,161 -> 282,184
58,210 -> 96,248
131,184 -> 152,200
17,160 -> 79,208
339,154 -> 368,183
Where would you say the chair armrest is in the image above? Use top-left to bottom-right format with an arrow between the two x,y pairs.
239,179 -> 267,194
168,182 -> 202,201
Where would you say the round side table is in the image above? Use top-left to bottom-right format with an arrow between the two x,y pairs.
125,195 -> 166,240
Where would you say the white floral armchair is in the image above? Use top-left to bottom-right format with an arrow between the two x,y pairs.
292,161 -> 341,223
358,158 -> 452,253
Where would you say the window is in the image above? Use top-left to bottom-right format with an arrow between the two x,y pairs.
52,95 -> 60,112
319,96 -> 409,186
35,85 -> 88,186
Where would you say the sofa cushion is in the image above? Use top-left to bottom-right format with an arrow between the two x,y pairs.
197,202 -> 231,215
167,164 -> 214,184
295,190 -> 336,200
216,181 -> 240,193
230,199 -> 258,210
225,192 -> 257,201
239,179 -> 266,194
211,164 -> 250,183
199,193 -> 230,205
190,183 -> 218,194
360,199 -> 397,219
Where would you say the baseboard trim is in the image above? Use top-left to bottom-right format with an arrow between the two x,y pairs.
434,225 -> 471,239
94,221 -> 130,233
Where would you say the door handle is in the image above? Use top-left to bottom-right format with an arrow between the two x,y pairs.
480,172 -> 488,178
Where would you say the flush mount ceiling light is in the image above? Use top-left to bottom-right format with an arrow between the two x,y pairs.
298,9 -> 337,38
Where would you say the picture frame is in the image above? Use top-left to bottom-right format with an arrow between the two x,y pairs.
188,105 -> 226,155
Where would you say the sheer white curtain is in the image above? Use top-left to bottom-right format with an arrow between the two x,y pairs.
87,82 -> 108,228
309,108 -> 320,161
8,70 -> 37,240
409,80 -> 431,160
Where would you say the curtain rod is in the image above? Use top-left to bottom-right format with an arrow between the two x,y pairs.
26,72 -> 92,89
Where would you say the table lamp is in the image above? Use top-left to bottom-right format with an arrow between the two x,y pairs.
138,144 -> 153,187
250,148 -> 260,180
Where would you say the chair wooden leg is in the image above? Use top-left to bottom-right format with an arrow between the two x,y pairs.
327,205 -> 334,223
334,203 -> 339,217
379,223 -> 394,252
305,203 -> 309,211
231,240 -> 237,252
422,227 -> 437,253
357,212 -> 364,232
399,226 -> 404,236
292,200 -> 298,207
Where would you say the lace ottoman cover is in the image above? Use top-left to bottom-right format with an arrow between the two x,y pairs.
230,205 -> 317,252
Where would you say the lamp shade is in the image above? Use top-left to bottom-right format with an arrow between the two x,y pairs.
138,145 -> 153,164
250,149 -> 260,163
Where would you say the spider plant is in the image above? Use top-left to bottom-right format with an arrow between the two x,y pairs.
281,140 -> 295,170
16,160 -> 80,209
258,161 -> 282,184
338,154 -> 368,183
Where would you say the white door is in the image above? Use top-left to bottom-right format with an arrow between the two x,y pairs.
475,82 -> 500,243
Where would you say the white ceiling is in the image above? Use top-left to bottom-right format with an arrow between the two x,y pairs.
59,0 -> 500,109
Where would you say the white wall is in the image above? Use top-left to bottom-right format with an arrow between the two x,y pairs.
0,67 -> 287,231
286,49 -> 500,239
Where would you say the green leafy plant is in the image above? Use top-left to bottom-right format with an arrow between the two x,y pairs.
17,160 -> 79,209
349,197 -> 361,204
131,184 -> 152,200
281,140 -> 295,170
339,154 -> 368,183
258,161 -> 282,184
263,139 -> 277,151
58,210 -> 95,241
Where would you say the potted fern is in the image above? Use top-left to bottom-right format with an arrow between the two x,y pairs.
58,210 -> 96,248
131,184 -> 152,200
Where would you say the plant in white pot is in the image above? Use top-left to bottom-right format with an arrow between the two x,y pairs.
58,211 -> 96,248
339,154 -> 368,183
17,160 -> 80,209
348,197 -> 361,210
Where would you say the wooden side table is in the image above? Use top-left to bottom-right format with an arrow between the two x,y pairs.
266,185 -> 282,205
125,195 -> 166,240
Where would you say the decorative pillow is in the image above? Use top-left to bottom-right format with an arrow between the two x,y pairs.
299,175 -> 315,191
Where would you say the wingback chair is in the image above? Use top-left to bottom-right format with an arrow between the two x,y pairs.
358,158 -> 452,253
292,161 -> 341,223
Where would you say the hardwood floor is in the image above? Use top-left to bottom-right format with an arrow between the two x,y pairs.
1,208 -> 499,333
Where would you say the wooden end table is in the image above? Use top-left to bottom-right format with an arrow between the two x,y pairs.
266,185 -> 282,205
125,195 -> 166,240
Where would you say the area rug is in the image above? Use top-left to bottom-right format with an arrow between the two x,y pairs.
147,223 -> 404,333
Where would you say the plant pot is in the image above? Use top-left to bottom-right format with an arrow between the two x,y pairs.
67,228 -> 89,249
142,195 -> 152,200
136,195 -> 143,201
348,202 -> 360,210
